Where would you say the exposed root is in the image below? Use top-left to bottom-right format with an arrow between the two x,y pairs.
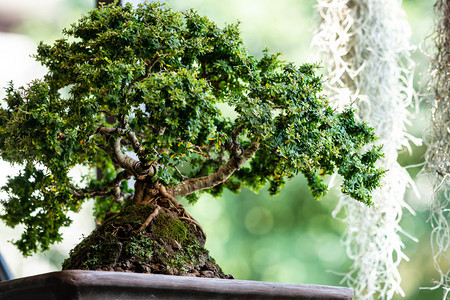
134,205 -> 161,234
179,216 -> 205,236
158,184 -> 206,240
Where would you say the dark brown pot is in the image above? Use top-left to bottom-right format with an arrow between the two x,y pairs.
0,270 -> 353,299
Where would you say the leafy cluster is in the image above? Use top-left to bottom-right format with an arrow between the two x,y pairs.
0,2 -> 383,255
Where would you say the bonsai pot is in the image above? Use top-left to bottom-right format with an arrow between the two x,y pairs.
0,270 -> 353,299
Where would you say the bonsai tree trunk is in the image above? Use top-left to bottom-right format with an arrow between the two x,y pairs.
62,181 -> 230,279
62,128 -> 259,277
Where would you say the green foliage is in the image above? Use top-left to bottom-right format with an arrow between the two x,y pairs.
0,164 -> 78,255
125,235 -> 154,262
81,241 -> 121,269
0,2 -> 383,255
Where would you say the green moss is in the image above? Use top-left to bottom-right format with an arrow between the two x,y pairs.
81,240 -> 121,269
111,204 -> 154,229
153,210 -> 188,243
62,228 -> 122,270
165,236 -> 210,272
125,235 -> 154,262
62,230 -> 98,269
152,245 -> 170,266
185,241 -> 206,260
62,203 -> 224,276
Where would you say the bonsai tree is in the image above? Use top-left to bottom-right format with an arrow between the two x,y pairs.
0,2 -> 384,277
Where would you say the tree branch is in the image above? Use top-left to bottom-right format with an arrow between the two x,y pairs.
96,125 -> 141,153
69,170 -> 132,201
96,125 -> 156,179
173,141 -> 259,196
108,135 -> 154,179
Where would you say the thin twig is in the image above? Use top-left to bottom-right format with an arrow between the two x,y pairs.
69,170 -> 132,201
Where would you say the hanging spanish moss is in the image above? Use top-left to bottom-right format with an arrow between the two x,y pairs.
312,0 -> 417,299
425,0 -> 450,297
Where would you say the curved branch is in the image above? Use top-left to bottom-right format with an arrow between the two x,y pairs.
96,125 -> 141,153
96,125 -> 156,179
174,141 -> 259,197
108,136 -> 155,179
69,170 -> 132,201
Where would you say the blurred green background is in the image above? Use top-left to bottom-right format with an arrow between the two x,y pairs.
0,0 -> 442,299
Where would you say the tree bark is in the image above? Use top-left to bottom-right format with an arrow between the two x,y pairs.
174,141 -> 259,196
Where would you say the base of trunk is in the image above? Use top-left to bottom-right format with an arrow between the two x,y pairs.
62,199 -> 230,279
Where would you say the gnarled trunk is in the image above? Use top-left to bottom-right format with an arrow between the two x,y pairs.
62,181 -> 230,279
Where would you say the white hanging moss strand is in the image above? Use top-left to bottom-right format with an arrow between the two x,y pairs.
312,0 -> 417,299
425,0 -> 450,297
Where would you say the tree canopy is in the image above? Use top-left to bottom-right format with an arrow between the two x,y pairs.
0,2 -> 384,255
